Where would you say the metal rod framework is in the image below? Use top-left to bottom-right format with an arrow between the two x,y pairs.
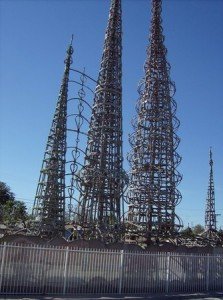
205,148 -> 217,236
32,39 -> 73,237
78,0 -> 127,241
127,0 -> 182,242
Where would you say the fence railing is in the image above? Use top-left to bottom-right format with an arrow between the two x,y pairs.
0,242 -> 223,295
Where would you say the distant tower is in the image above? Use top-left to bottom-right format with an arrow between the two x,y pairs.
205,148 -> 217,236
32,38 -> 73,237
78,0 -> 125,240
127,0 -> 182,242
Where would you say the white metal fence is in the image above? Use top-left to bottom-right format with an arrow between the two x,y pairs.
0,243 -> 223,295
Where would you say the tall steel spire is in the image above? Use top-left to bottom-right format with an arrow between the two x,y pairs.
78,0 -> 125,240
32,38 -> 73,237
205,148 -> 217,236
127,0 -> 182,242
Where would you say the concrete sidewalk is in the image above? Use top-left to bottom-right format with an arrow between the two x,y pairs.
1,293 -> 223,300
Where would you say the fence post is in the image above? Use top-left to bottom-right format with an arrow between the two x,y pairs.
165,252 -> 170,294
0,242 -> 7,292
118,250 -> 124,294
63,246 -> 69,295
206,254 -> 210,291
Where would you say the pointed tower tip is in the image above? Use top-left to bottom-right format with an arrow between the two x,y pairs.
67,34 -> 74,55
209,146 -> 212,156
70,34 -> 74,46
209,147 -> 213,166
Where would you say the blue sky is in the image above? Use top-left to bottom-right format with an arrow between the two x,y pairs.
0,0 -> 223,228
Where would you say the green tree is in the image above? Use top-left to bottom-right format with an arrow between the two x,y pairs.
0,181 -> 28,227
193,224 -> 204,235
0,181 -> 15,205
180,226 -> 194,238
3,200 -> 28,227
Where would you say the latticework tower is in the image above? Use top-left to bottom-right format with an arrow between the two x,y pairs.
205,148 -> 217,236
32,39 -> 73,237
127,0 -> 182,242
78,0 -> 126,240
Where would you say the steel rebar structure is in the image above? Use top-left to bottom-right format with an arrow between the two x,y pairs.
127,0 -> 182,242
204,148 -> 217,238
32,39 -> 73,237
78,0 -> 126,241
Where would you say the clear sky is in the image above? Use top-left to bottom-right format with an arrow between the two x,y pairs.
0,0 -> 223,229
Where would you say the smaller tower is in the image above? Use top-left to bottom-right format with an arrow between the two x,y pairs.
205,148 -> 217,238
32,37 -> 73,237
